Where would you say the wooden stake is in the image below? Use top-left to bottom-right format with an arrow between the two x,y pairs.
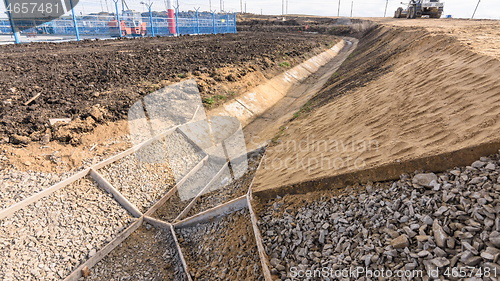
63,217 -> 144,281
24,93 -> 40,106
248,195 -> 272,281
174,195 -> 247,228
90,169 -> 142,218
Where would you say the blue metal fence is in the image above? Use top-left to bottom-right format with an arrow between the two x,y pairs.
0,11 -> 236,42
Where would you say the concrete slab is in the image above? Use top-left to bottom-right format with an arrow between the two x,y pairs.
209,100 -> 254,127
236,84 -> 284,116
287,65 -> 314,82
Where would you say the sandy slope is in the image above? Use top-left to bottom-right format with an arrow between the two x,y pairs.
253,24 -> 500,193
367,18 -> 500,60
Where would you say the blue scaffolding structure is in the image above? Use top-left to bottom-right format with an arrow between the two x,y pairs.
0,10 -> 237,43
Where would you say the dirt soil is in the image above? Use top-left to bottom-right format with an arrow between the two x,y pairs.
0,120 -> 132,174
237,14 -> 371,37
242,37 -> 358,154
0,30 -> 338,173
86,223 -> 186,281
252,20 -> 500,194
0,32 -> 335,145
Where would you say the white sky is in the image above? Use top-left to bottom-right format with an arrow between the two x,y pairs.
1,0 -> 499,19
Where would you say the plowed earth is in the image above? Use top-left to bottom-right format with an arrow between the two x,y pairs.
0,32 -> 336,145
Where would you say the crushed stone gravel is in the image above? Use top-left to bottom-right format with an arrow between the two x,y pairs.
152,159 -> 221,223
86,223 -> 186,281
177,208 -> 264,280
258,154 -> 500,280
164,131 -> 205,180
187,148 -> 265,217
0,176 -> 136,281
0,169 -> 74,210
98,140 -> 175,213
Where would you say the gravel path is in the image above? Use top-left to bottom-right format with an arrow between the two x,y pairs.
259,154 -> 500,280
87,223 -> 186,281
98,140 -> 175,213
0,176 -> 136,281
177,209 -> 264,280
187,149 -> 265,217
0,169 -> 74,210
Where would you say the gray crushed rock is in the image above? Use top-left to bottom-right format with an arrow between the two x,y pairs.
0,176 -> 136,281
259,154 -> 500,280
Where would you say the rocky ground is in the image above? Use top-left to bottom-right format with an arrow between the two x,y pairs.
0,168 -> 75,209
87,223 -> 186,281
164,131 -> 206,180
258,153 -> 500,280
151,159 -> 222,223
176,208 -> 264,280
187,148 -> 265,217
98,140 -> 176,213
0,32 -> 336,146
0,176 -> 136,281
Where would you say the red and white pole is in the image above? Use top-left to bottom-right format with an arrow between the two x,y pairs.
166,0 -> 176,34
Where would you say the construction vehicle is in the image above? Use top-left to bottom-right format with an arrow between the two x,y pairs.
394,0 -> 444,19
108,10 -> 147,37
